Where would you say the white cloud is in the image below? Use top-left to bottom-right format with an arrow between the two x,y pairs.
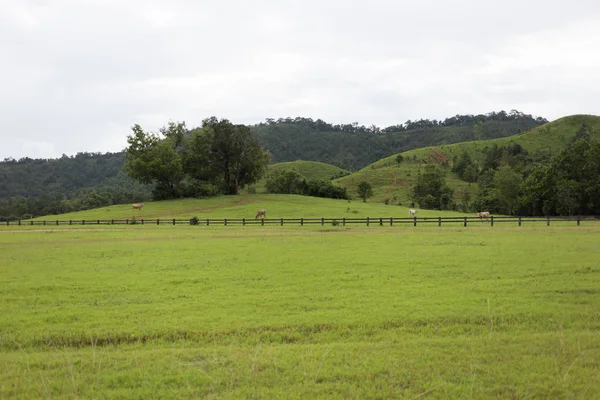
1,0 -> 599,159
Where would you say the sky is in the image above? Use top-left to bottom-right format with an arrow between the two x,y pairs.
1,0 -> 599,160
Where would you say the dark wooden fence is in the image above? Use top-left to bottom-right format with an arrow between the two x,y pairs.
4,215 -> 599,227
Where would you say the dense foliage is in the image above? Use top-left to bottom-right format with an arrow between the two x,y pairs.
448,123 -> 600,216
411,166 -> 454,210
125,118 -> 270,199
264,169 -> 349,200
0,153 -> 151,221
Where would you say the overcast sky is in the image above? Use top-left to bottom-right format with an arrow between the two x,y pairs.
1,0 -> 599,160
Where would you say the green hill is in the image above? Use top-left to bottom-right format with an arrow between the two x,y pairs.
266,160 -> 349,181
252,160 -> 349,193
335,115 -> 600,205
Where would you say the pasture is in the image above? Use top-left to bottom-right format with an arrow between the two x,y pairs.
1,224 -> 600,398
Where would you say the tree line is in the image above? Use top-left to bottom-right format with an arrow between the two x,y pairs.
407,124 -> 600,216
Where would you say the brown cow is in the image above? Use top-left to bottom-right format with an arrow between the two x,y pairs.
132,203 -> 144,210
255,209 -> 266,219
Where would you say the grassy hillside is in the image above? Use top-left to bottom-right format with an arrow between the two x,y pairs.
30,194 -> 466,221
252,161 -> 349,193
267,161 -> 349,181
335,115 -> 600,205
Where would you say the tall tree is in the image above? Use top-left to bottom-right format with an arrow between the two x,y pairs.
125,123 -> 186,199
202,117 -> 270,195
357,181 -> 373,202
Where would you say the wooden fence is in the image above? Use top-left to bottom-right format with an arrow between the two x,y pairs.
4,215 -> 599,227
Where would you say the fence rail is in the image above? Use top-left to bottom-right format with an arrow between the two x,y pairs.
3,215 -> 599,228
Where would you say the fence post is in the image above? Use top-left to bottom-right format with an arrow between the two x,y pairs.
207,218 -> 210,226
243,218 -> 246,226
31,220 -> 33,226
577,215 -> 580,226
224,218 -> 227,226
491,216 -> 494,227
82,220 -> 85,225
125,219 -> 128,225
342,218 -> 345,227
413,217 -> 417,227
438,217 -> 441,227
157,219 -> 159,225
111,219 -> 114,225
390,217 -> 393,226
367,217 -> 370,226
464,217 -> 467,227
6,220 -> 8,226
43,220 -> 46,226
261,218 -> 264,226
141,219 -> 144,225
547,216 -> 550,226
173,218 -> 175,225
321,218 -> 324,226
517,216 -> 521,226
18,220 -> 21,226
280,218 -> 283,226
301,218 -> 304,226
57,220 -> 59,226
379,218 -> 383,226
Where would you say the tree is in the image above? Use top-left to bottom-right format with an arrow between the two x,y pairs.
201,117 -> 270,195
395,154 -> 404,165
265,169 -> 307,194
125,122 -> 186,199
411,166 -> 454,210
493,166 -> 523,215
357,181 -> 373,202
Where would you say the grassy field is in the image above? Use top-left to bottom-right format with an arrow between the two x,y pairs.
28,194 -> 468,222
1,223 -> 600,398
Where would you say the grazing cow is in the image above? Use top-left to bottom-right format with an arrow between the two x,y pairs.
255,209 -> 267,219
409,209 -> 419,217
477,211 -> 490,221
132,203 -> 144,211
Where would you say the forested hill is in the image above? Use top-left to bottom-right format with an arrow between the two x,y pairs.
251,110 -> 547,171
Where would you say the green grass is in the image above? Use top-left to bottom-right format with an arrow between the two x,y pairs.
29,194 -> 467,222
335,114 -> 600,204
1,224 -> 600,398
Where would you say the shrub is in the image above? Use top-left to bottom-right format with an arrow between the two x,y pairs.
190,216 -> 200,225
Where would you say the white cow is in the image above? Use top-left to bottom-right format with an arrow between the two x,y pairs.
477,211 -> 491,221
409,209 -> 419,217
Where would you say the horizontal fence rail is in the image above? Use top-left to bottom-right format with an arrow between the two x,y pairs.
3,215 -> 600,227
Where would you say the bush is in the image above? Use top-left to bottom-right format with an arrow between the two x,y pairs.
190,216 -> 200,225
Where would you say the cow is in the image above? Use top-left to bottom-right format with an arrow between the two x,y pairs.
255,209 -> 267,219
477,211 -> 490,221
132,203 -> 144,211
409,209 -> 419,217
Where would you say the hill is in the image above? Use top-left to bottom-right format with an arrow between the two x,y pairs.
252,111 -> 547,170
252,160 -> 349,193
266,160 -> 349,181
335,115 -> 600,206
